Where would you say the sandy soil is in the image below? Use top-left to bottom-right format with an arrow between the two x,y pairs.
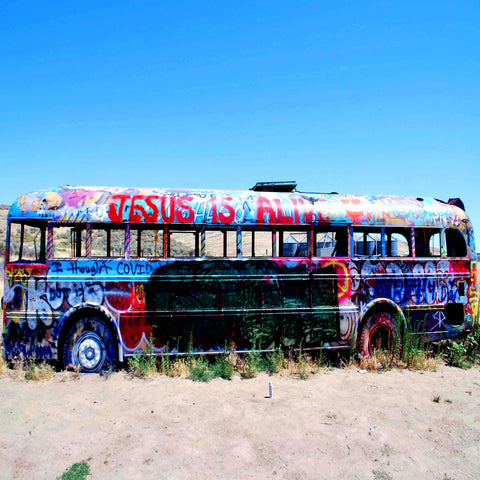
0,366 -> 480,480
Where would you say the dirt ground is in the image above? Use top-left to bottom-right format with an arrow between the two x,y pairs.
0,365 -> 479,480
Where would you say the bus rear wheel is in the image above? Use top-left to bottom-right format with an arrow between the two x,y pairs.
358,311 -> 401,357
62,316 -> 117,373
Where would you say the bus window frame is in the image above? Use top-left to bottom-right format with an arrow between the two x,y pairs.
130,224 -> 165,259
89,223 -> 127,259
167,225 -> 201,258
202,226 -> 238,258
352,226 -> 384,258
445,228 -> 468,258
240,226 -> 277,258
414,227 -> 444,258
49,223 -> 86,259
277,226 -> 310,258
384,227 -> 413,258
313,225 -> 349,258
7,219 -> 47,264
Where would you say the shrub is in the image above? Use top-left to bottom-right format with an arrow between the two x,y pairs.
212,351 -> 235,380
264,348 -> 286,374
128,351 -> 157,378
187,356 -> 214,382
237,348 -> 263,378
464,327 -> 480,364
446,341 -> 470,369
24,359 -> 55,382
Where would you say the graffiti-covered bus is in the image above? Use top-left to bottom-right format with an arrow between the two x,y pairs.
2,183 -> 478,372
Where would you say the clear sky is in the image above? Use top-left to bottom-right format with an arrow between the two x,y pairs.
1,1 -> 479,232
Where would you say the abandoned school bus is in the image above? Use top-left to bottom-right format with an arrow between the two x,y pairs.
2,183 -> 478,372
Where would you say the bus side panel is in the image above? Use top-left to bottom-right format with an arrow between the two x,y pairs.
2,264 -> 55,360
350,257 -> 472,337
143,258 -> 340,353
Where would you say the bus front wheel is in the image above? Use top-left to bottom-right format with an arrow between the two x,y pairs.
358,311 -> 401,357
62,316 -> 117,373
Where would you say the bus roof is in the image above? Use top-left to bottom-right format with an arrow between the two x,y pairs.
8,185 -> 469,228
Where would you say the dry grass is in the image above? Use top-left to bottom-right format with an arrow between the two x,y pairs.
356,349 -> 441,372
1,352 -> 56,382
166,357 -> 190,377
235,356 -> 257,379
396,353 -> 441,372
24,361 -> 56,382
277,353 -> 320,378
11,356 -> 26,380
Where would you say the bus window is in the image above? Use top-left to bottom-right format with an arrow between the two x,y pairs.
386,229 -> 411,257
8,222 -> 45,262
52,225 -> 84,258
169,229 -> 198,257
415,229 -> 441,257
131,227 -> 164,258
446,229 -> 467,257
242,229 -> 275,257
109,228 -> 126,257
90,226 -> 126,258
205,229 -> 236,257
280,230 -> 308,257
314,227 -> 348,257
91,227 -> 107,257
353,228 -> 382,257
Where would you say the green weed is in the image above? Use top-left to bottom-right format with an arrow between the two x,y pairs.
128,351 -> 157,378
446,341 -> 470,369
128,334 -> 158,378
442,326 -> 480,369
212,350 -> 235,380
59,460 -> 90,480
237,347 -> 263,378
159,343 -> 172,375
264,348 -> 286,374
187,356 -> 214,382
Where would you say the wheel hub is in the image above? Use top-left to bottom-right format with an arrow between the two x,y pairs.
74,332 -> 106,372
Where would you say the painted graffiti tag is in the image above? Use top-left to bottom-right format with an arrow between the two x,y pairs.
50,261 -> 154,277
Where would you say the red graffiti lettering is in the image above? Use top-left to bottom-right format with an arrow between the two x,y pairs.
108,195 -> 130,222
256,197 -> 277,224
212,197 -> 219,223
176,196 -> 194,223
144,195 -> 160,223
273,199 -> 293,225
130,195 -> 148,223
161,196 -> 176,223
218,196 -> 235,224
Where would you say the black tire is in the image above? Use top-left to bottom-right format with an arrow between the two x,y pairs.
358,311 -> 401,357
62,316 -> 117,373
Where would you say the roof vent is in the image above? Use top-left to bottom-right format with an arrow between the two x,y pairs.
448,198 -> 466,211
251,181 -> 297,192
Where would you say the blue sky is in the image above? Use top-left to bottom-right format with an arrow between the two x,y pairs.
1,1 -> 479,232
